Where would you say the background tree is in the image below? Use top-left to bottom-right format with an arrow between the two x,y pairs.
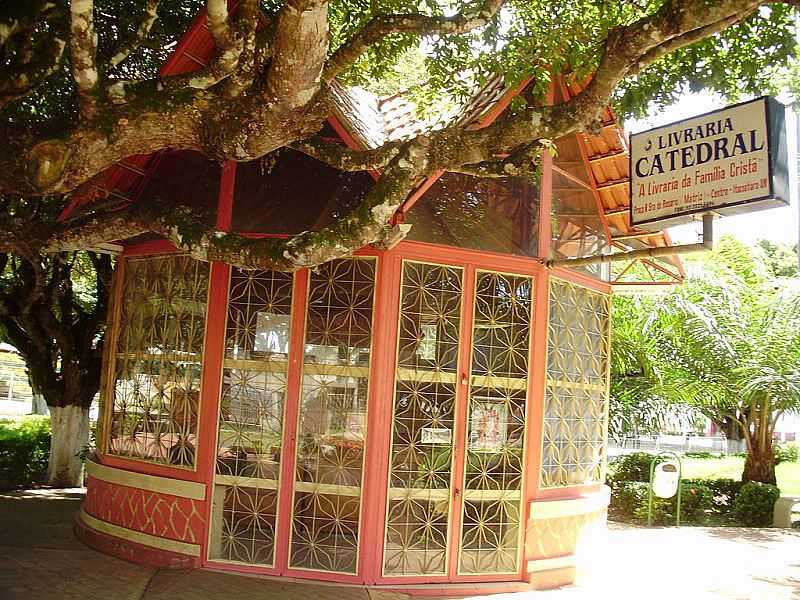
609,294 -> 670,441
0,0 -> 796,269
612,237 -> 800,485
757,239 -> 799,278
0,197 -> 112,487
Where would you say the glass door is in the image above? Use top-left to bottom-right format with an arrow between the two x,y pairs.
383,262 -> 464,576
458,271 -> 532,575
289,257 -> 377,574
382,261 -> 533,579
209,268 -> 294,566
209,257 -> 379,577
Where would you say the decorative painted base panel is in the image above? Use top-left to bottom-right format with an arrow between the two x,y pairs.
79,458 -> 205,568
384,582 -> 535,597
84,477 -> 206,544
528,566 -> 576,590
76,512 -> 199,569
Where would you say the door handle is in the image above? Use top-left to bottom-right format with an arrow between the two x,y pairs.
460,373 -> 468,386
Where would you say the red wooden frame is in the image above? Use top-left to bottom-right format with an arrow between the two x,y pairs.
97,234 -> 612,593
80,8 -> 620,591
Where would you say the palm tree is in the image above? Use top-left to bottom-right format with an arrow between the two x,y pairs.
646,238 -> 800,484
609,294 -> 671,441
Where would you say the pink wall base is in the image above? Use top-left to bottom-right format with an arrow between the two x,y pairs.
75,516 -> 200,569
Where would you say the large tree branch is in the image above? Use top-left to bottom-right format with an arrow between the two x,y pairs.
323,0 -> 507,82
544,0 -> 762,135
151,0 -> 258,93
222,0 -> 262,97
0,0 -> 780,273
449,142 -> 549,179
264,0 -> 329,110
108,0 -> 161,69
70,0 -> 99,120
290,136 -> 404,170
0,139 -> 432,271
207,0 -> 231,49
0,88 -> 206,194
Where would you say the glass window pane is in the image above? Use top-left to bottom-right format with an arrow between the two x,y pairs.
405,173 -> 539,257
231,150 -> 373,234
541,279 -> 610,488
290,258 -> 376,574
107,255 -> 209,468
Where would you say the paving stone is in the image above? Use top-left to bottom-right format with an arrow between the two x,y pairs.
2,488 -> 800,600
0,545 -> 154,600
144,569 -> 371,600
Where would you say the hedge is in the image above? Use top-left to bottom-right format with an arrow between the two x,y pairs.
608,451 -> 779,527
0,417 -> 51,489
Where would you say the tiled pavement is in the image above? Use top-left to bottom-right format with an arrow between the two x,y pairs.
1,489 -> 798,600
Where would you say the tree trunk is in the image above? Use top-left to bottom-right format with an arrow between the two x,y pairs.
719,416 -> 742,440
742,443 -> 777,485
46,404 -> 90,487
31,392 -> 49,416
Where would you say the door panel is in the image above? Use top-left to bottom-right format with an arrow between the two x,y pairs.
289,258 -> 377,574
458,271 -> 533,575
383,262 -> 464,576
209,268 -> 294,566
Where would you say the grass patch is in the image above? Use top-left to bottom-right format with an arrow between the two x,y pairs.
680,456 -> 800,496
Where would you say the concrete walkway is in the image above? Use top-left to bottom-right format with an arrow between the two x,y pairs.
0,489 -> 798,600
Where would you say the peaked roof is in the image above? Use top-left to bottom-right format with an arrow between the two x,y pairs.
330,74 -> 509,149
57,6 -> 683,285
558,77 -> 684,284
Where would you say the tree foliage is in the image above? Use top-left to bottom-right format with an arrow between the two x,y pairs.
611,237 -> 800,484
0,196 -> 112,486
757,239 -> 799,278
0,0 -> 796,271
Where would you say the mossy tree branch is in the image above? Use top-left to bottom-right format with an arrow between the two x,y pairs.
0,0 -> 792,271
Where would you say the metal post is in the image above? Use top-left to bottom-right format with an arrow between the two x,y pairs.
647,459 -> 656,527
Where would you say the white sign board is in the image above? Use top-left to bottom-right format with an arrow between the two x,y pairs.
421,427 -> 451,445
630,97 -> 789,230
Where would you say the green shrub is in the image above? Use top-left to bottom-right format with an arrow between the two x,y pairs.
0,417 -> 51,489
678,482 -> 715,522
630,481 -> 714,525
684,451 -> 719,459
733,481 -> 780,527
611,479 -> 714,525
609,452 -> 662,483
774,443 -> 799,465
684,477 -> 743,517
609,481 -> 649,520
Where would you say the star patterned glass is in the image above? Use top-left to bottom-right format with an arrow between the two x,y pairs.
289,258 -> 376,574
540,279 -> 611,488
209,268 -> 294,566
383,262 -> 463,576
459,271 -> 532,574
107,255 -> 208,468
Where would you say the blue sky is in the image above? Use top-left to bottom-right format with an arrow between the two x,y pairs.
627,93 -> 799,246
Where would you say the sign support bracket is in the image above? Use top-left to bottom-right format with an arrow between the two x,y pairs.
547,214 -> 714,269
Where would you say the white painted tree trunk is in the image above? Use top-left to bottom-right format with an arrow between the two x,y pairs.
47,405 -> 89,488
31,393 -> 49,416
